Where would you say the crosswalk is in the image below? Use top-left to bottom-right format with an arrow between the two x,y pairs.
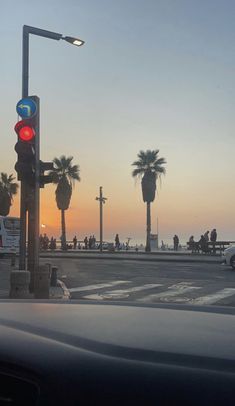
69,280 -> 235,306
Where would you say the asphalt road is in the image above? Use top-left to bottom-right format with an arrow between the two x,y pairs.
40,257 -> 235,307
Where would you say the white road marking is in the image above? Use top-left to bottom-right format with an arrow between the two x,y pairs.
188,288 -> 235,305
83,283 -> 163,300
69,280 -> 130,293
138,282 -> 201,303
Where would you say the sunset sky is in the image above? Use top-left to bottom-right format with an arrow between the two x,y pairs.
2,0 -> 235,245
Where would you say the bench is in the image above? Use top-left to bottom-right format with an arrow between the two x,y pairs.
187,241 -> 235,255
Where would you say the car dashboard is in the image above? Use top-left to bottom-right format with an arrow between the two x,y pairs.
0,300 -> 235,405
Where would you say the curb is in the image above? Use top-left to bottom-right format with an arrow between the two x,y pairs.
40,253 -> 221,265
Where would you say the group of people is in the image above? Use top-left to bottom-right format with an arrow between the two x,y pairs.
83,235 -> 96,250
188,229 -> 217,253
39,234 -> 57,251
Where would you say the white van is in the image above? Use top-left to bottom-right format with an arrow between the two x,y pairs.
0,216 -> 20,255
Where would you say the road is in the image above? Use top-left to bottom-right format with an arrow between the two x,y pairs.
40,257 -> 235,306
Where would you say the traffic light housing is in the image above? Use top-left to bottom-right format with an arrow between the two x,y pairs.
14,96 -> 39,184
39,161 -> 54,188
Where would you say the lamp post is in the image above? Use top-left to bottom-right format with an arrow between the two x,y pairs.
96,187 -> 107,252
19,25 -> 84,275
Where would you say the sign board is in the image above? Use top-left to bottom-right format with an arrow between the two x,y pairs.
16,97 -> 37,119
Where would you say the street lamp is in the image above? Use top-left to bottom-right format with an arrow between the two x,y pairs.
19,25 -> 84,275
22,25 -> 85,97
62,36 -> 85,46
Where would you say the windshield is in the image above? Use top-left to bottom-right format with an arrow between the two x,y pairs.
1,1 -> 235,308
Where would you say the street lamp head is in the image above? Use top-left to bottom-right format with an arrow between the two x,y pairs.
62,36 -> 85,47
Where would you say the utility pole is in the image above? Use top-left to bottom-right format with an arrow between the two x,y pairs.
156,217 -> 159,249
95,187 -> 107,252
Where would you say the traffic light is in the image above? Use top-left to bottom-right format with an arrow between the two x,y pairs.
39,161 -> 54,188
14,119 -> 36,182
14,96 -> 39,184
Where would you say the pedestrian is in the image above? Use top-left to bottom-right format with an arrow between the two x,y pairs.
198,235 -> 209,253
210,228 -> 217,254
49,237 -> 54,250
53,238 -> 57,250
92,235 -> 96,249
188,236 -> 195,252
210,229 -> 217,242
161,240 -> 165,250
88,236 -> 92,249
173,235 -> 179,251
204,230 -> 210,243
43,233 -> 49,250
73,235 -> 77,250
115,234 -> 120,250
84,236 -> 88,250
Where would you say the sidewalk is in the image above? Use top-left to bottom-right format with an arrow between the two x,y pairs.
0,259 -> 70,300
40,250 -> 223,264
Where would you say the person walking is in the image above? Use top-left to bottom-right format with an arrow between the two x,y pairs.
53,237 -> 57,250
73,235 -> 77,250
49,237 -> 54,250
115,234 -> 120,250
210,229 -> 217,242
43,233 -> 49,250
84,236 -> 88,250
88,236 -> 92,249
210,229 -> 217,254
92,235 -> 96,249
173,235 -> 179,251
204,230 -> 210,243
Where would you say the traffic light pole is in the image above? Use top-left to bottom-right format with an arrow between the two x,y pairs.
19,26 -> 29,270
27,96 -> 40,292
21,28 -> 40,291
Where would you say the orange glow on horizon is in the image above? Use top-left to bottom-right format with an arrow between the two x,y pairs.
8,173 -> 235,245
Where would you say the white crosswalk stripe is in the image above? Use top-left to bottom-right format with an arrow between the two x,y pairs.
69,280 -> 130,293
137,282 -> 201,303
83,284 -> 163,300
70,281 -> 235,306
188,288 -> 235,305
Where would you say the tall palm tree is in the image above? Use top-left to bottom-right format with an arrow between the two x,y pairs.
49,156 -> 80,250
132,150 -> 166,252
0,173 -> 19,216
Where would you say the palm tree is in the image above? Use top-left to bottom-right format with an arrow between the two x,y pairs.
49,156 -> 80,250
0,173 -> 19,216
132,150 -> 166,252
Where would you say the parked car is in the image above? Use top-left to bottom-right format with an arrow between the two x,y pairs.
223,246 -> 235,269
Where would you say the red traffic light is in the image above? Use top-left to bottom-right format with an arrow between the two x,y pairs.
19,126 -> 35,141
14,120 -> 35,142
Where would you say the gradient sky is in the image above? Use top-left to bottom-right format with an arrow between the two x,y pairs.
1,0 -> 235,245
